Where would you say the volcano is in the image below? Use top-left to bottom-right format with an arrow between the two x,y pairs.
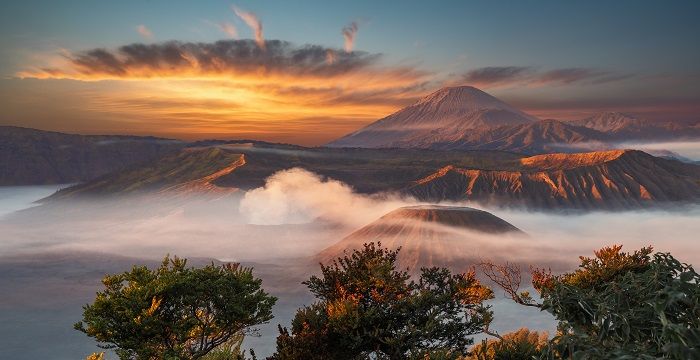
327,86 -> 538,148
316,205 -> 525,271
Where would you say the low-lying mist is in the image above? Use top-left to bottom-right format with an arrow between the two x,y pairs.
551,140 -> 700,162
1,168 -> 699,359
2,167 -> 699,266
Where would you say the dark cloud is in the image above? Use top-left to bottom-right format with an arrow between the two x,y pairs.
536,68 -> 605,85
56,40 -> 382,79
506,95 -> 700,121
462,66 -> 534,86
462,66 -> 632,88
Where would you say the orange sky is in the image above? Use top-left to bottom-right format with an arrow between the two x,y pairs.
2,2 -> 700,145
6,40 -> 436,145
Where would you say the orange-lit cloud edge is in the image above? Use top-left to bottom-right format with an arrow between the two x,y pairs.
14,38 -> 699,145
16,39 -> 435,145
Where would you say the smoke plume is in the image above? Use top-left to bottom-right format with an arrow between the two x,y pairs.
342,22 -> 359,52
232,5 -> 265,49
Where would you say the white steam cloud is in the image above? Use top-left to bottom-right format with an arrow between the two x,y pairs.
548,140 -> 700,162
240,167 -> 410,227
342,22 -> 358,52
617,141 -> 700,161
232,5 -> 264,49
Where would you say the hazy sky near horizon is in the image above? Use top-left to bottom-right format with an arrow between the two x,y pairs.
1,0 -> 699,145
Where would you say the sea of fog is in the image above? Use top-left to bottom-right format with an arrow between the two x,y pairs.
0,184 -> 70,218
1,166 -> 699,359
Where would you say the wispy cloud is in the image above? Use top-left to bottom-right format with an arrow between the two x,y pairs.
536,68 -> 606,85
462,66 -> 534,87
462,66 -> 632,88
136,25 -> 153,40
342,22 -> 359,53
232,5 -> 264,49
217,22 -> 238,38
506,95 -> 700,121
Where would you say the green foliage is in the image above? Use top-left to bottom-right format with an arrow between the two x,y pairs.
533,246 -> 700,359
271,243 -> 494,360
200,333 -> 257,360
75,256 -> 276,360
467,328 -> 548,360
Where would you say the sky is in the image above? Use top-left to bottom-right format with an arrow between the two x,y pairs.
1,0 -> 699,145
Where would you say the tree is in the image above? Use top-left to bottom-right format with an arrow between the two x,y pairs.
532,245 -> 700,359
483,245 -> 700,359
75,256 -> 276,360
201,332 -> 257,360
270,243 -> 494,360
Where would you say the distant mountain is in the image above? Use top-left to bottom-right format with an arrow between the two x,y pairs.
327,87 -> 700,153
49,143 -> 521,199
428,119 -> 606,154
316,205 -> 524,270
327,86 -> 538,148
0,126 -> 185,185
566,112 -> 700,141
568,112 -> 645,133
47,146 -> 244,200
407,150 -> 700,210
48,143 -> 700,211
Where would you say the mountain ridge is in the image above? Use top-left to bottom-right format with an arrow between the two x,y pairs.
0,126 -> 185,185
44,143 -> 700,211
406,149 -> 700,209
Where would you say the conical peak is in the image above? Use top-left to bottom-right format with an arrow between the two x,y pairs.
415,86 -> 503,108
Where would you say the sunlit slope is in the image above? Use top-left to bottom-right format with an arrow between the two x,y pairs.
407,150 -> 700,209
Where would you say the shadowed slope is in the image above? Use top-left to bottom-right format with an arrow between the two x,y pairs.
0,126 -> 184,185
47,147 -> 245,199
428,119 -> 605,154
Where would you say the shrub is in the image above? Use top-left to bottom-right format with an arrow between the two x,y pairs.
533,246 -> 700,359
76,256 -> 276,360
271,243 -> 494,359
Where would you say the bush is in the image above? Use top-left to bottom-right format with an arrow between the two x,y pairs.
270,243 -> 494,360
76,256 -> 276,360
467,328 -> 548,360
533,245 -> 700,359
